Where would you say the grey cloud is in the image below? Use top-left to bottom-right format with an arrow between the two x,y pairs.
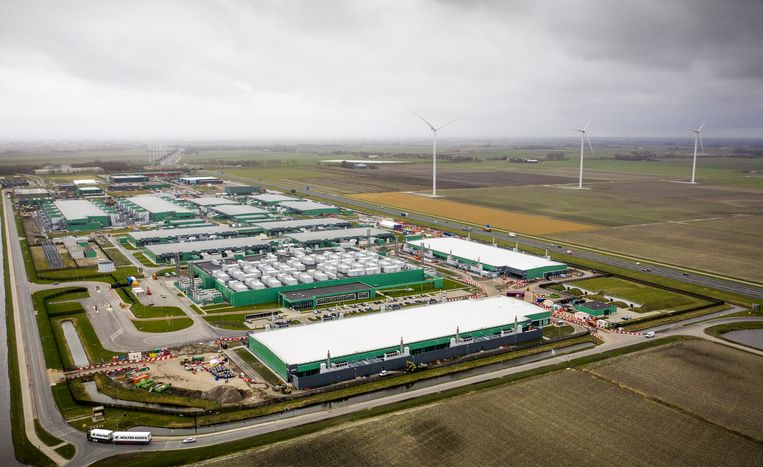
0,0 -> 760,139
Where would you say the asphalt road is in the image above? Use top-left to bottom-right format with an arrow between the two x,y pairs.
272,183 -> 763,300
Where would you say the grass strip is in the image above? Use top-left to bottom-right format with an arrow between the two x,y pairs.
33,419 -> 63,447
132,318 -> 194,333
704,321 -> 763,339
234,348 -> 282,385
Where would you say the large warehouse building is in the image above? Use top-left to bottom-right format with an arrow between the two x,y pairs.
49,199 -> 112,231
247,296 -> 549,388
192,247 -> 440,307
144,237 -> 271,264
185,197 -> 239,207
210,204 -> 271,222
285,227 -> 393,247
250,193 -> 298,205
253,218 -> 352,235
125,224 -> 258,247
278,200 -> 341,216
118,195 -> 195,222
405,237 -> 567,280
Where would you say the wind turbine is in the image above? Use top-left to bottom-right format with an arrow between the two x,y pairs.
413,111 -> 458,197
573,122 -> 594,189
690,122 -> 706,184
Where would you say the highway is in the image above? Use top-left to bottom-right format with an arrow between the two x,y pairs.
267,182 -> 763,300
4,189 -> 762,466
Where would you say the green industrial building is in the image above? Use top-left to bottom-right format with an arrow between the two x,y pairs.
574,300 -> 617,317
250,193 -> 298,206
225,185 -> 262,195
278,200 -> 341,216
13,188 -> 52,206
143,237 -> 271,264
192,249 -> 440,307
50,200 -> 111,231
246,296 -> 550,388
405,237 -> 567,280
118,195 -> 195,222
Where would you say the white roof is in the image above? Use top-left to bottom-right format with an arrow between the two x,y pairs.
250,194 -> 298,203
278,200 -> 335,211
407,237 -> 565,271
145,237 -> 270,256
128,225 -> 236,240
53,200 -> 108,220
72,179 -> 98,186
253,218 -> 351,230
186,197 -> 239,207
180,176 -> 220,181
126,196 -> 192,214
285,227 -> 390,243
251,296 -> 543,365
212,204 -> 269,216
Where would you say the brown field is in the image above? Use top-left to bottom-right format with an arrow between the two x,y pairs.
553,216 -> 763,282
207,341 -> 763,467
350,191 -> 596,235
587,340 -> 763,440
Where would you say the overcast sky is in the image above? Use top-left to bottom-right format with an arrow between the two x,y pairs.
1,0 -> 761,140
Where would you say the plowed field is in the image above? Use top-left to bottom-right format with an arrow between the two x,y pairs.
208,340 -> 763,467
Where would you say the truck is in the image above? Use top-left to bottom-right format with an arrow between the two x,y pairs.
400,212 -> 409,217
87,429 -> 152,445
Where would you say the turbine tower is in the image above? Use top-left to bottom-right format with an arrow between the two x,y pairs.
413,111 -> 458,197
573,122 -> 594,189
690,122 -> 706,184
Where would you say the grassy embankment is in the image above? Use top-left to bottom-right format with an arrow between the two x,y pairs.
233,347 -> 283,385
704,321 -> 763,341
566,276 -> 708,312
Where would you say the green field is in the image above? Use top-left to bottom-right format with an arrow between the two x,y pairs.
132,317 -> 194,333
568,276 -> 708,311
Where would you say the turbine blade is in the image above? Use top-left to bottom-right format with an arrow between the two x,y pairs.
698,134 -> 705,155
412,111 -> 435,131
698,121 -> 706,132
586,133 -> 595,157
583,121 -> 590,132
435,117 -> 460,131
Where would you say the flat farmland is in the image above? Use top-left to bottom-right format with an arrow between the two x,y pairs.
588,340 -> 763,440
209,341 -> 763,467
350,191 -> 596,235
554,216 -> 763,282
441,180 -> 763,227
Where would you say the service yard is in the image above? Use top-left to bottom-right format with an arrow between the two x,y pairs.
209,340 -> 763,466
145,354 -> 251,393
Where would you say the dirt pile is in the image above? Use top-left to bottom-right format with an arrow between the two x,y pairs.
202,385 -> 245,405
